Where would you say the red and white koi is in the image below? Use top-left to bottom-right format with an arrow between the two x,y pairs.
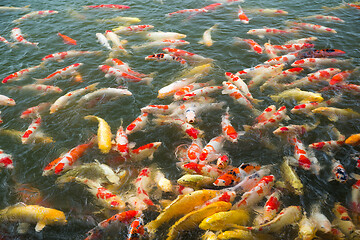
22,117 -> 42,144
133,168 -> 155,210
263,42 -> 278,59
290,95 -> 340,115
228,168 -> 271,193
236,5 -> 249,24
216,155 -> 229,169
350,179 -> 360,216
183,86 -> 222,101
347,3 -> 360,10
12,10 -> 58,23
0,94 -> 16,106
244,106 -> 289,131
214,163 -> 261,187
248,63 -> 284,90
221,108 -> 239,143
247,8 -> 288,16
113,25 -> 154,34
222,81 -> 254,111
42,140 -> 93,176
308,129 -> 345,153
141,102 -> 179,115
78,88 -> 132,107
158,74 -> 202,99
35,63 -> 83,84
235,64 -> 270,78
198,24 -> 218,47
273,121 -> 319,137
270,43 -> 314,54
199,135 -> 225,163
232,175 -> 275,209
131,39 -> 190,50
42,50 -> 102,63
21,102 -> 51,119
254,105 -> 277,123
165,8 -> 207,17
154,117 -> 203,139
126,112 -> 149,135
85,210 -> 139,240
173,81 -> 212,101
145,53 -> 187,65
286,21 -> 337,33
130,142 -> 162,161
182,163 -> 224,178
247,27 -> 298,38
99,65 -> 152,84
233,37 -> 263,54
17,84 -> 62,94
291,58 -> 350,69
225,72 -> 258,103
332,203 -> 359,239
106,58 -> 149,78
95,33 -> 111,50
185,139 -> 203,163
302,14 -> 345,22
322,83 -> 360,95
298,48 -> 346,58
289,136 -> 320,174
260,190 -> 282,224
10,27 -> 38,47
50,83 -> 98,114
330,159 -> 348,183
83,4 -> 130,10
162,47 -> 213,64
260,67 -> 304,91
330,68 -> 357,85
0,149 -> 14,169
198,191 -> 236,209
0,35 -> 14,47
127,217 -> 146,240
285,37 -> 318,45
115,125 -> 129,158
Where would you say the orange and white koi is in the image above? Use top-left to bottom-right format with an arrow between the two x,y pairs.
115,125 -> 129,158
22,117 -> 42,144
133,168 -> 155,210
158,74 -> 202,99
131,39 -> 190,50
271,43 -> 314,54
322,83 -> 360,95
233,37 -> 262,54
50,83 -> 98,114
185,139 -> 203,163
235,64 -> 270,78
83,4 -> 130,10
113,25 -> 154,34
217,155 -> 229,169
42,50 -> 102,63
273,121 -> 319,137
347,3 -> 360,10
42,140 -> 93,176
0,94 -> 16,106
165,8 -> 207,17
198,24 -> 218,47
244,106 -> 288,131
202,3 -> 223,11
247,8 -> 288,16
232,175 -> 275,209
236,5 -> 249,24
78,87 -> 132,107
12,10 -> 58,23
127,217 -> 146,240
130,142 -> 162,161
182,162 -> 224,178
95,33 -> 111,50
214,163 -> 262,187
247,27 -> 298,38
57,32 -> 77,45
221,108 -> 239,143
145,53 -> 187,65
302,14 -> 345,22
290,95 -> 340,115
247,63 -> 284,89
289,136 -> 320,174
229,168 -> 271,194
106,58 -> 149,78
84,115 -> 112,154
254,105 -> 276,123
286,21 -> 337,33
350,179 -> 360,216
17,84 -> 62,95
99,65 -> 151,84
35,63 -> 83,84
21,102 -> 51,119
10,27 -> 38,47
199,135 -> 225,163
332,203 -> 360,239
0,35 -> 14,47
154,117 -> 203,139
224,72 -> 258,103
183,86 -> 222,101
263,42 -> 278,59
85,210 -> 139,240
162,47 -> 213,64
126,112 -> 149,135
0,149 -> 14,169
73,177 -> 126,211
291,58 -> 350,69
173,81 -> 213,101
260,190 -> 282,224
260,67 -> 304,91
329,69 -> 357,85
285,37 -> 318,45
222,81 -> 254,111
141,102 -> 179,115
308,129 -> 345,152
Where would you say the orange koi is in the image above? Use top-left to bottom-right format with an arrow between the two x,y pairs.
213,163 -> 261,187
237,5 -> 249,24
57,32 -> 77,45
127,217 -> 145,240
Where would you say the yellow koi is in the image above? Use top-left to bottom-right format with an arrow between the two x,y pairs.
270,88 -> 323,103
177,174 -> 214,189
298,214 -> 317,240
84,115 -> 112,153
199,209 -> 250,231
312,107 -> 360,122
218,229 -> 271,240
178,63 -> 213,79
281,158 -> 304,195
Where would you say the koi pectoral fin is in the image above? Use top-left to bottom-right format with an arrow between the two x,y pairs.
35,221 -> 46,232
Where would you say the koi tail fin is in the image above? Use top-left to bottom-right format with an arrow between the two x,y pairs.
141,77 -> 153,85
243,125 -> 252,132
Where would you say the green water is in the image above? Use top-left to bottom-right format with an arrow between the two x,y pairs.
0,0 -> 360,239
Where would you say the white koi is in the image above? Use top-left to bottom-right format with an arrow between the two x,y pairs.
146,31 -> 186,41
78,88 -> 132,107
95,33 -> 111,50
198,24 -> 218,47
17,84 -> 62,94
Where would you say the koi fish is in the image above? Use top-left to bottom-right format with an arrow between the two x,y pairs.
280,158 -> 303,195
310,204 -> 331,234
132,168 -> 155,210
286,21 -> 337,33
12,10 -> 58,23
57,32 -> 77,45
236,5 -> 249,24
141,102 -> 179,115
0,35 -> 14,47
285,37 -> 318,45
34,63 -> 83,84
182,163 -> 224,178
244,106 -> 289,131
232,175 -> 275,209
225,72 -> 259,104
113,24 -> 154,34
301,14 -> 345,22
0,203 -> 66,232
270,88 -> 323,103
0,5 -> 30,11
131,39 -> 190,50
260,67 -> 304,91
235,64 -> 270,78
158,75 -> 202,99
17,84 -> 62,95
14,183 -> 45,206
96,16 -> 141,24
298,48 -> 345,58
217,155 -> 230,169
152,167 -> 173,192
95,33 -> 111,50
126,112 -> 149,135
329,69 -> 357,85
105,30 -> 127,53
78,88 -> 132,107
332,203 -> 360,239
85,210 -> 139,240
330,159 -> 348,183
199,135 -> 225,163
10,27 -> 38,47
198,24 -> 218,47
21,102 -> 51,119
247,8 -> 288,16
115,125 -> 129,158
154,117 -> 203,139
183,86 -> 222,101
247,27 -> 298,38
291,58 -> 349,69
0,149 -> 14,169
233,37 -> 263,54
130,142 -> 162,161
270,43 -> 314,54
221,107 -> 239,143
165,7 -> 209,18
177,174 -> 214,188
214,163 -> 261,186
298,214 -> 317,240
185,139 -> 203,163
254,105 -> 277,123
263,42 -> 278,59
146,31 -> 186,41
173,81 -> 213,101
127,217 -> 145,240
312,107 -> 360,122
99,65 -> 152,84
290,95 -> 340,115
273,121 -> 319,137
350,179 -> 360,216
247,63 -> 284,89
84,115 -> 112,153
222,81 -> 255,111
83,4 -> 130,10
106,58 -> 149,78
145,53 -> 187,65
42,140 -> 94,176
261,190 -> 282,224
0,94 -> 16,106
308,127 -> 345,152
199,209 -> 250,231
42,50 -> 102,63
162,47 -> 213,64
50,83 -> 98,114
22,117 -> 41,144
345,133 -> 360,146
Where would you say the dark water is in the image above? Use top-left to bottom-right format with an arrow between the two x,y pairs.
0,0 -> 360,239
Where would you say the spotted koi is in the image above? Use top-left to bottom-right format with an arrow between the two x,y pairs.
244,106 -> 288,131
225,72 -> 258,104
158,74 -> 202,99
99,65 -> 152,84
183,85 -> 222,101
130,142 -> 162,161
83,4 -> 130,10
22,117 -> 42,144
273,121 -> 319,137
330,69 -> 356,85
18,84 -> 62,94
283,68 -> 341,88
145,53 -> 187,65
42,50 -> 102,63
154,117 -> 203,139
247,63 -> 284,89
291,58 -> 350,69
199,135 -> 225,163
247,27 -> 298,38
263,42 -> 277,59
0,149 -> 14,169
185,139 -> 203,163
302,14 -> 345,22
21,102 -> 51,119
12,10 -> 58,23
221,108 -> 239,143
113,24 -> 154,34
286,21 -> 337,33
182,162 -> 224,178
131,39 -> 190,50
271,43 -> 314,54
237,5 -> 249,24
260,67 -> 304,91
289,136 -> 320,174
222,81 -> 254,111
213,163 -> 261,187
332,203 -> 358,239
0,35 -> 14,47
165,8 -> 208,17
162,47 -> 213,64
247,8 -> 288,16
233,37 -> 263,54
262,190 -> 282,224
35,63 -> 83,84
127,217 -> 146,240
298,49 -> 345,59
10,27 -> 38,47
133,168 -> 155,210
235,64 -> 270,78
115,125 -> 129,158
350,179 -> 360,215
290,95 -> 340,115
198,190 -> 236,209
141,103 -> 178,115
173,81 -> 212,101
254,105 -> 277,123
126,112 -> 149,135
